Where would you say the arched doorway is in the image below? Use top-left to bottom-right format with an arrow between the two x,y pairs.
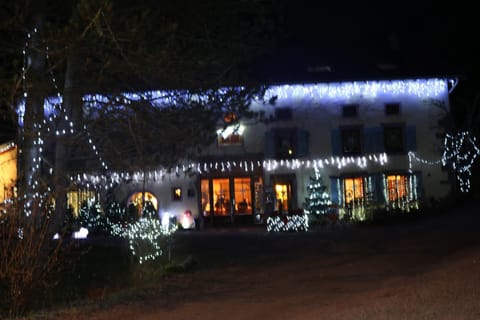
127,191 -> 158,219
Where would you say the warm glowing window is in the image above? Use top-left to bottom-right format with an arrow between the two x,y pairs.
213,178 -> 231,216
127,191 -> 158,218
274,183 -> 290,213
67,189 -> 99,217
343,177 -> 364,205
0,143 -> 17,204
386,175 -> 407,201
172,187 -> 182,201
234,177 -> 252,214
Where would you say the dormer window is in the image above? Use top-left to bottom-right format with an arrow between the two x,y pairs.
217,124 -> 244,146
274,107 -> 293,121
385,103 -> 400,115
342,104 -> 358,118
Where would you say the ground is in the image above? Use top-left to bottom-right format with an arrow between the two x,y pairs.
32,203 -> 480,319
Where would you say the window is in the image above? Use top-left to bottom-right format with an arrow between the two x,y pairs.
343,177 -> 365,206
275,130 -> 295,158
274,183 -> 291,214
218,133 -> 242,146
233,177 -> 252,214
126,191 -> 158,219
385,103 -> 400,115
172,187 -> 182,201
213,178 -> 231,216
341,127 -> 362,155
342,104 -> 358,118
384,125 -> 404,153
275,107 -> 293,120
217,124 -> 244,146
386,175 -> 407,202
202,176 -> 259,217
264,128 -> 309,159
67,188 -> 99,217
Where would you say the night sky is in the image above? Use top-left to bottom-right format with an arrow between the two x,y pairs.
256,1 -> 479,88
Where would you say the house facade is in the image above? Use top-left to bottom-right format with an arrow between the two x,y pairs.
108,77 -> 454,226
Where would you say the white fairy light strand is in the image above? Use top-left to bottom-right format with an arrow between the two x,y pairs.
409,131 -> 480,193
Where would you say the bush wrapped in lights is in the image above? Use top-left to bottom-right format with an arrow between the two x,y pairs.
266,210 -> 309,232
110,217 -> 177,264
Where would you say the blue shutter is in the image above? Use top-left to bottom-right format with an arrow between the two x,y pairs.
330,176 -> 343,206
364,127 -> 384,153
414,171 -> 423,201
264,130 -> 275,158
374,173 -> 385,203
331,128 -> 341,156
296,128 -> 309,158
406,125 -> 417,151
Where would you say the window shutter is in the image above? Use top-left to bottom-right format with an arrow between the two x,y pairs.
364,127 -> 384,153
331,128 -> 341,156
406,125 -> 417,151
374,173 -> 385,203
296,128 -> 309,158
414,171 -> 423,200
264,130 -> 275,158
330,176 -> 342,206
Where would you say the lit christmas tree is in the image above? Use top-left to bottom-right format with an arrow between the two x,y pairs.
304,169 -> 331,219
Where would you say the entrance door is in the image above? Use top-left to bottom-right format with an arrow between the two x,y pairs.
274,183 -> 291,214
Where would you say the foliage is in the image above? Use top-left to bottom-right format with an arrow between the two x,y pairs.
110,217 -> 177,264
0,199 -> 69,318
105,200 -> 126,224
77,202 -> 110,236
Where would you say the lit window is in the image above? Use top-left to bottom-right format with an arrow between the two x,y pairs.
274,183 -> 290,213
67,189 -> 99,217
386,175 -> 407,201
234,177 -> 252,214
172,187 -> 182,201
343,177 -> 364,205
213,178 -> 231,216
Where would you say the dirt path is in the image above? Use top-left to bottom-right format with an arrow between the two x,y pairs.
46,204 -> 480,320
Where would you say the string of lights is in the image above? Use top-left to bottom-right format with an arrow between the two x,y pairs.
409,131 -> 480,193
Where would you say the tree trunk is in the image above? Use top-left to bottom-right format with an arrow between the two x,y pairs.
20,8 -> 46,207
53,52 -> 82,232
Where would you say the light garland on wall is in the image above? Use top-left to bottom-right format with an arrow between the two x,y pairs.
72,152 -> 390,188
